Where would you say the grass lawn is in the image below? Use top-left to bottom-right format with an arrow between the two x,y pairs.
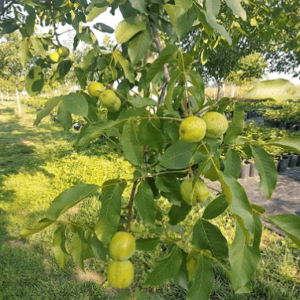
0,101 -> 299,299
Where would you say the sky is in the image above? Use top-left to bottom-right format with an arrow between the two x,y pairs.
54,9 -> 300,85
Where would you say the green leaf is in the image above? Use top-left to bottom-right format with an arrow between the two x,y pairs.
113,51 -> 135,83
115,16 -> 147,44
51,60 -> 72,82
57,101 -> 72,131
203,11 -> 232,45
52,225 -> 70,268
173,251 -> 189,290
160,140 -> 195,169
60,93 -> 89,117
128,30 -> 152,65
136,238 -> 160,252
20,218 -> 55,238
164,4 -> 197,39
135,181 -> 156,227
225,0 -> 247,20
26,66 -> 44,96
75,120 -> 116,149
164,69 -> 182,110
129,96 -> 158,107
86,6 -> 107,22
138,119 -> 164,151
129,0 -> 147,13
71,230 -> 93,271
115,292 -> 131,300
168,200 -> 191,225
186,254 -> 214,300
205,0 -> 221,17
219,172 -> 255,244
147,45 -> 178,83
121,119 -> 144,166
268,214 -> 300,247
229,214 -> 262,293
267,136 -> 300,154
94,184 -> 122,245
155,174 -> 182,205
202,195 -> 228,220
191,219 -> 228,261
223,149 -> 241,179
77,26 -> 97,45
93,23 -> 114,33
90,235 -> 107,261
31,38 -> 46,58
250,145 -> 277,199
19,39 -> 32,67
224,103 -> 244,144
34,96 -> 62,125
144,246 -> 183,286
46,184 -> 99,220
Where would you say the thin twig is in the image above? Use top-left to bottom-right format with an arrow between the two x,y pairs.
149,18 -> 170,106
197,99 -> 235,116
126,180 -> 139,232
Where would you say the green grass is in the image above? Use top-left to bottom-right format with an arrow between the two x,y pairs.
0,101 -> 300,299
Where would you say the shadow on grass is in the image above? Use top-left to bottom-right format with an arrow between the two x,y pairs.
0,240 -> 109,300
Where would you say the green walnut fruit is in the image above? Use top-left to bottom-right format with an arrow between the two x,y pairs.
99,90 -> 118,107
88,82 -> 105,97
57,46 -> 70,58
180,178 -> 209,205
107,260 -> 134,289
49,51 -> 60,63
107,97 -> 121,112
179,116 -> 206,143
109,232 -> 136,261
202,111 -> 228,139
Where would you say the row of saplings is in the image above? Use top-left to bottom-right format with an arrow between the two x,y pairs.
97,82 -> 229,288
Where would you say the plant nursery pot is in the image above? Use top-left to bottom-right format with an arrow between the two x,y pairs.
296,155 -> 300,167
277,157 -> 289,173
240,162 -> 250,179
250,162 -> 259,177
274,160 -> 279,170
288,154 -> 298,168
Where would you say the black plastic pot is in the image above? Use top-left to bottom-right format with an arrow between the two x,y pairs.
288,154 -> 298,168
240,162 -> 250,179
296,155 -> 300,167
277,156 -> 289,173
274,160 -> 279,170
250,162 -> 259,177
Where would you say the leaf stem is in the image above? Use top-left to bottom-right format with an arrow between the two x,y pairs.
126,180 -> 139,232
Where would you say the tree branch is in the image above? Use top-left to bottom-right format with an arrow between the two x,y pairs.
0,0 -> 17,16
149,18 -> 170,106
126,180 -> 139,232
50,0 -> 62,46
